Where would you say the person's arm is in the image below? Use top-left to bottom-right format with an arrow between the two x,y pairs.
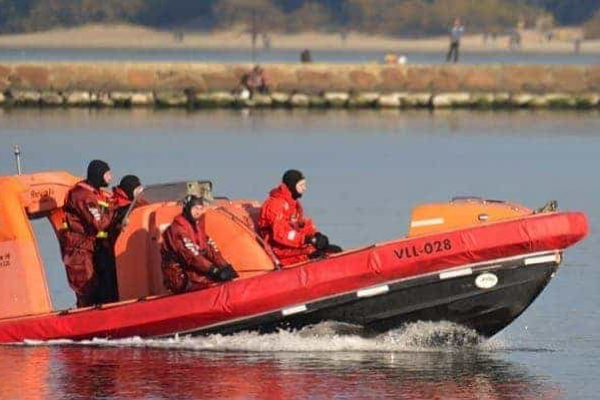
171,230 -> 214,273
296,203 -> 317,236
264,201 -> 307,248
74,194 -> 114,234
206,235 -> 229,267
301,217 -> 317,236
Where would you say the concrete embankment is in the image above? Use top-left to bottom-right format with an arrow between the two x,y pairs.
1,63 -> 600,109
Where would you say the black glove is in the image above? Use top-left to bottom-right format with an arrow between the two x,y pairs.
207,264 -> 238,282
304,234 -> 314,245
308,250 -> 325,260
305,232 -> 329,250
327,244 -> 343,254
314,232 -> 330,251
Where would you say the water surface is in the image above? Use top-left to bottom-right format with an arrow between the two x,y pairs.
1,47 -> 598,64
0,108 -> 598,400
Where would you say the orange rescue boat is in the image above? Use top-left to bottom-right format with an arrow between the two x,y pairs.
0,171 -> 589,343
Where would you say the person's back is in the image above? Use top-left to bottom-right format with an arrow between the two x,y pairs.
161,196 -> 237,293
446,18 -> 464,63
301,49 -> 312,63
248,66 -> 269,93
450,23 -> 464,44
64,183 -> 111,243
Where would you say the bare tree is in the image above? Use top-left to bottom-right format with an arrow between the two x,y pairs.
214,0 -> 283,61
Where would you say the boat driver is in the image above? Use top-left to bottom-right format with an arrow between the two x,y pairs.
258,169 -> 342,266
161,195 -> 238,293
110,174 -> 143,237
62,160 -> 115,307
92,174 -> 144,305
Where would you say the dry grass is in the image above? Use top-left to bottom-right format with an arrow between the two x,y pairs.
0,23 -> 596,54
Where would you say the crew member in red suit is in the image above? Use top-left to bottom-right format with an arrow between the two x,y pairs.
89,174 -> 144,304
258,169 -> 342,266
110,174 -> 143,238
62,160 -> 115,307
161,196 -> 238,293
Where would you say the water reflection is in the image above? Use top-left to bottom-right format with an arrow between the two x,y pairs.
1,107 -> 599,140
0,346 -> 562,400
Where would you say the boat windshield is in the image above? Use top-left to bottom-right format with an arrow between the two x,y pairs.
122,180 -> 213,224
137,181 -> 213,205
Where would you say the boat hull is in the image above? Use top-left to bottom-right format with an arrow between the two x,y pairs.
196,252 -> 559,338
0,211 -> 588,343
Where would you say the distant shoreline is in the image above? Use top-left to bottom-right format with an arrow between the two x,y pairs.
0,23 -> 597,54
1,62 -> 599,110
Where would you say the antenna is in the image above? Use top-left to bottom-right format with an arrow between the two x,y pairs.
13,145 -> 22,175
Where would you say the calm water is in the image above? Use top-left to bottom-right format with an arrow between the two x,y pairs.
1,47 -> 599,64
0,108 -> 599,400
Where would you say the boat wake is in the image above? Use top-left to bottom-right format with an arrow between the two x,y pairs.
23,321 -> 505,352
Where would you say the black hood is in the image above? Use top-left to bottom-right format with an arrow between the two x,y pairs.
282,169 -> 305,199
183,195 -> 203,224
119,174 -> 141,201
86,160 -> 110,189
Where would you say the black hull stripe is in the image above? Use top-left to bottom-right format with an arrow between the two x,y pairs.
159,250 -> 560,338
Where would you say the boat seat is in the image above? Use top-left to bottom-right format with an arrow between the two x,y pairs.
146,204 -> 183,295
201,202 -> 276,277
115,200 -> 275,301
115,203 -> 180,300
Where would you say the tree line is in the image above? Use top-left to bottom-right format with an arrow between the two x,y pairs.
0,0 -> 599,37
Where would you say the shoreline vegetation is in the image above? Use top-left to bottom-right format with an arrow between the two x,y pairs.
0,24 -> 597,54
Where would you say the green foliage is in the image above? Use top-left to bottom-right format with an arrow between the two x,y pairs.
286,2 -> 332,32
583,9 -> 600,39
0,0 -> 36,31
528,0 -> 600,25
1,0 -> 146,32
346,0 -> 540,36
0,0 -> 596,35
136,0 -> 218,27
213,0 -> 285,30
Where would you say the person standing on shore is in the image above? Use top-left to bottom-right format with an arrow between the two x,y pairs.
446,18 -> 464,63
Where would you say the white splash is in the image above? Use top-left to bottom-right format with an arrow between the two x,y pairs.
22,321 -> 505,353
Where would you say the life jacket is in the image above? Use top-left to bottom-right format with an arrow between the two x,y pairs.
258,184 -> 317,265
259,184 -> 316,248
161,215 -> 227,293
61,181 -> 114,251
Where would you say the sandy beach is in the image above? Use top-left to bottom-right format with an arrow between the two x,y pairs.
0,23 -> 597,54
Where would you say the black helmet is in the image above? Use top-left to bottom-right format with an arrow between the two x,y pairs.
119,175 -> 142,200
282,169 -> 305,199
183,195 -> 204,223
87,160 -> 110,189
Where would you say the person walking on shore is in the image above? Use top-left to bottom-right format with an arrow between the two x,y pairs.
446,18 -> 464,63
